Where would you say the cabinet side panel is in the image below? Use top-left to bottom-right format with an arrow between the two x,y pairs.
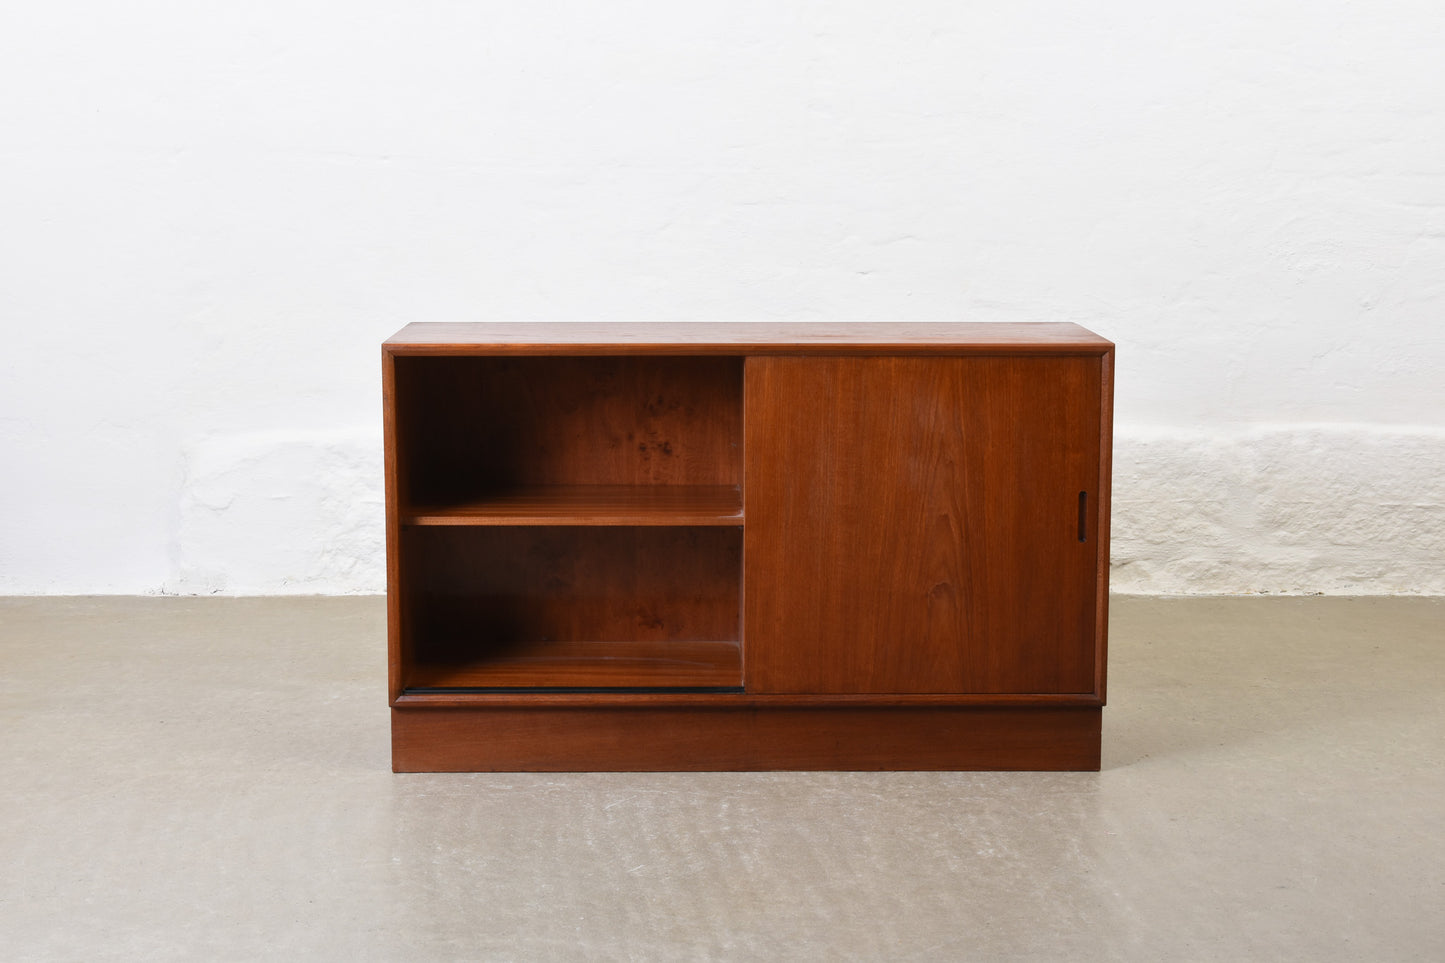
383,349 -> 406,703
745,357 -> 1100,694
1095,349 -> 1114,703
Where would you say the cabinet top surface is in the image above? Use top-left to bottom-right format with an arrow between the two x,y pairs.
385,322 -> 1112,355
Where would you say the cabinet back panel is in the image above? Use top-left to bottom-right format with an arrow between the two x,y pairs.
394,356 -> 742,503
744,356 -> 1101,694
403,526 -> 742,672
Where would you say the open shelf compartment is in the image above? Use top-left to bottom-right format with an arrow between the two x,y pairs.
393,355 -> 743,524
399,525 -> 743,691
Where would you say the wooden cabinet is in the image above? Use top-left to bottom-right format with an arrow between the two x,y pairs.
384,323 -> 1113,771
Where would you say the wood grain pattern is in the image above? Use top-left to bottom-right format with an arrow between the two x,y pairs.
392,706 -> 1102,771
1095,347 -> 1115,703
385,322 -> 1113,355
402,526 -> 742,689
383,348 -> 405,702
402,485 -> 742,526
744,356 -> 1101,695
394,355 -> 742,505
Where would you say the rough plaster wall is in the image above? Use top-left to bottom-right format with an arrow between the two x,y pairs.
2,2 -> 1443,595
170,429 -> 383,595
1114,427 -> 1445,595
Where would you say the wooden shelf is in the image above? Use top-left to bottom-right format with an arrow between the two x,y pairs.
407,639 -> 743,689
402,485 -> 743,527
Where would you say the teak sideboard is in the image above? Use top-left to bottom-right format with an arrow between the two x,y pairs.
383,323 -> 1114,771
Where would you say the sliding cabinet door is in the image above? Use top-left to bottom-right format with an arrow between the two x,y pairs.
744,356 -> 1102,694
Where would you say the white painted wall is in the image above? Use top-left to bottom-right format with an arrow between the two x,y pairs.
2,2 -> 1442,595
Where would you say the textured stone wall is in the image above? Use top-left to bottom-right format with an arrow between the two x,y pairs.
1112,427 -> 1445,595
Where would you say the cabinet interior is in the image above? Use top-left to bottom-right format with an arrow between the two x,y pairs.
393,355 -> 743,513
392,355 -> 745,691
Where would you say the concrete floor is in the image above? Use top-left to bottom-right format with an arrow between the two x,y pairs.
0,597 -> 1441,961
